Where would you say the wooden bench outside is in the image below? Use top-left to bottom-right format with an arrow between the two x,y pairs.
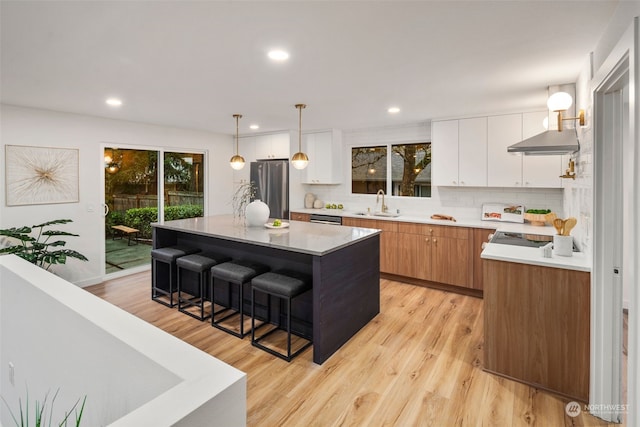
112,225 -> 140,246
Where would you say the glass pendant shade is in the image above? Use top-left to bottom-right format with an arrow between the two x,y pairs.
547,92 -> 572,111
291,151 -> 309,170
230,154 -> 245,170
292,103 -> 309,170
230,113 -> 244,170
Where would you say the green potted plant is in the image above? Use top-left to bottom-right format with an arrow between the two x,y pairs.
0,219 -> 88,270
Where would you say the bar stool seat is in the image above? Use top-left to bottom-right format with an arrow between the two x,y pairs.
151,246 -> 200,307
251,269 -> 313,361
211,260 -> 269,338
177,253 -> 231,321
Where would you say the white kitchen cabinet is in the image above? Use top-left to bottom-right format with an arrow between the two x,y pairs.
522,111 -> 562,188
301,130 -> 342,184
431,120 -> 459,186
232,136 -> 256,184
432,118 -> 487,187
458,117 -> 488,186
487,114 -> 523,187
255,132 -> 290,160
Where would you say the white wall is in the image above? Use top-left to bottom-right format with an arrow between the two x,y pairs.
0,255 -> 246,426
0,105 -> 234,286
293,121 -> 564,221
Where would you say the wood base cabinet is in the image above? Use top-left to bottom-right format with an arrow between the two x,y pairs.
396,223 -> 472,288
483,259 -> 590,402
342,218 -> 398,274
290,212 -> 311,222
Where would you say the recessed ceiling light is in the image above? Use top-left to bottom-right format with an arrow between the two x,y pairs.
268,50 -> 289,61
106,98 -> 122,107
249,124 -> 260,130
388,107 -> 400,114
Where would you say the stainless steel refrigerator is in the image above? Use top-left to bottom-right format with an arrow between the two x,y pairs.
250,160 -> 289,219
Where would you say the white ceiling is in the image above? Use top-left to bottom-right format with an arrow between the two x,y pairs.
0,1 -> 618,136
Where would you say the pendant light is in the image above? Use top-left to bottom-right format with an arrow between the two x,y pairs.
229,114 -> 245,170
291,103 -> 309,170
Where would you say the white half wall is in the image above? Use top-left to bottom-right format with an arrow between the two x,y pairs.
0,105 -> 234,286
0,255 -> 246,426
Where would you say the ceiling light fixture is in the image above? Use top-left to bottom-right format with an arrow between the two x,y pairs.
268,50 -> 289,61
249,124 -> 260,130
106,98 -> 122,107
547,92 -> 585,131
291,104 -> 309,170
229,114 -> 245,170
388,107 -> 400,114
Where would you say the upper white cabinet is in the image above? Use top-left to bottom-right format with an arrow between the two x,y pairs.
458,117 -> 488,186
522,111 -> 562,188
432,120 -> 459,186
487,114 -> 523,187
255,132 -> 290,160
432,118 -> 487,187
301,130 -> 342,184
434,111 -> 563,189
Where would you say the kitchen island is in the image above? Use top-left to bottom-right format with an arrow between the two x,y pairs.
152,215 -> 381,364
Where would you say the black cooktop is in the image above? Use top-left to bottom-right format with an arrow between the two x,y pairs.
490,231 -> 577,251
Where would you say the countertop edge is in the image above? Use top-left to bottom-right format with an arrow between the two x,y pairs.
481,243 -> 591,272
152,220 -> 381,257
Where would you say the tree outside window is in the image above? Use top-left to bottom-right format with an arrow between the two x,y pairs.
351,143 -> 431,197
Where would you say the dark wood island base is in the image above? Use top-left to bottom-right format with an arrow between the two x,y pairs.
153,216 -> 381,364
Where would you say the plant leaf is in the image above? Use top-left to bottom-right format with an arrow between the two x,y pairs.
42,231 -> 80,237
32,219 -> 73,228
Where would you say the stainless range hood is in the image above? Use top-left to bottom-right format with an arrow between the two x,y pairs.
507,128 -> 580,155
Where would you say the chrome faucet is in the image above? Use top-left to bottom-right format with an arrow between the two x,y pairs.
376,189 -> 388,213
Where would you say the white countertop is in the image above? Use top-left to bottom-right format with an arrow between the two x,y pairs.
292,208 -> 592,272
153,214 -> 380,256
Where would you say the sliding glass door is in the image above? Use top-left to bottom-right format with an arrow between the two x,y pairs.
103,147 -> 206,276
104,148 -> 158,274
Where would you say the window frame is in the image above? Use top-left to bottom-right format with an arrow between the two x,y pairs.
349,140 -> 431,199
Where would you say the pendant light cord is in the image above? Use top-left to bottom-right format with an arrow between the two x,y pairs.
295,104 -> 306,151
233,114 -> 242,154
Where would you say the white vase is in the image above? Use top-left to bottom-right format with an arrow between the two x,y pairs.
246,199 -> 270,227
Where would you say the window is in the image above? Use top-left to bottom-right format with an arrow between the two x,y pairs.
351,146 -> 387,194
351,142 -> 431,197
391,143 -> 431,197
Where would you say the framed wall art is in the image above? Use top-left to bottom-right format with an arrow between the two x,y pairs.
5,145 -> 79,206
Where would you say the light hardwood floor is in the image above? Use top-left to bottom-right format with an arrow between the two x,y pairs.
86,272 -> 623,427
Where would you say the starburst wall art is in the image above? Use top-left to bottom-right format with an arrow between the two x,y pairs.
5,145 -> 79,206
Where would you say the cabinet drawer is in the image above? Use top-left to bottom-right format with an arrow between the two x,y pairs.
397,223 -> 469,239
290,212 -> 310,222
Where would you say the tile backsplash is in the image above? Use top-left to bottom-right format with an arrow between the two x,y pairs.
299,184 -> 563,221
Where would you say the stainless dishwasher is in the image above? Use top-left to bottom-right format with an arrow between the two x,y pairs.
309,214 -> 342,225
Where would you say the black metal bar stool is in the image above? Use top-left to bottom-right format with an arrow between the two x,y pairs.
210,260 -> 269,338
177,253 -> 231,321
151,246 -> 200,307
251,269 -> 313,361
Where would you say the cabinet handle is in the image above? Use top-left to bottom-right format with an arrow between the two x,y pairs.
425,238 -> 430,243
460,181 -> 465,185
433,238 -> 437,245
452,181 -> 457,185
429,228 -> 433,234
